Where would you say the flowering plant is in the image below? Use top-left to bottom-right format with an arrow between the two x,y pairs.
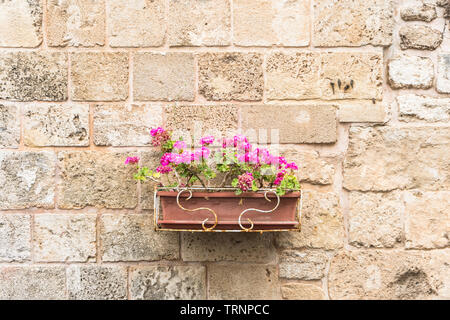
125,127 -> 300,196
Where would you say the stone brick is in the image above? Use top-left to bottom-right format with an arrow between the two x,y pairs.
388,55 -> 434,89
208,265 -> 280,300
0,104 -> 20,148
47,0 -> 105,47
0,151 -> 55,209
233,0 -> 309,46
23,104 -> 89,146
34,214 -> 96,262
348,192 -> 404,248
275,191 -> 344,249
437,54 -> 450,93
343,126 -> 450,191
241,105 -> 337,144
71,52 -> 128,101
0,0 -> 42,47
400,25 -> 442,50
279,250 -> 329,280
94,104 -> 162,146
0,52 -> 68,101
130,266 -> 206,300
405,190 -> 450,249
313,0 -> 394,47
140,151 -> 161,210
100,214 -> 179,262
57,151 -> 137,209
134,53 -> 195,101
0,214 -> 31,262
109,0 -> 165,47
198,53 -> 263,101
401,1 -> 437,21
338,101 -> 386,123
0,266 -> 66,300
67,265 -> 127,300
281,283 -> 326,300
168,0 -> 230,46
181,233 -> 276,263
398,94 -> 450,123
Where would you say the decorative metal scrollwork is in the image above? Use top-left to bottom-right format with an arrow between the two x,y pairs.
176,189 -> 218,231
238,190 -> 280,231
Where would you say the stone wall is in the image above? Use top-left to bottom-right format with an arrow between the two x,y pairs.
0,0 -> 449,300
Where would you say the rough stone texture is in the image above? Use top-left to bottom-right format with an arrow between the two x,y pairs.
241,105 -> 337,144
275,191 -> 344,249
198,53 -> 264,101
234,0 -> 309,46
94,104 -> 162,146
34,214 -> 96,262
329,250 -> 450,300
281,283 -> 326,300
57,152 -> 137,209
47,0 -> 105,47
437,54 -> 450,93
130,266 -> 206,300
397,94 -> 450,123
388,55 -> 434,89
348,192 -> 404,248
401,1 -> 437,21
208,265 -> 280,300
313,0 -> 394,47
23,104 -> 89,146
71,52 -> 128,101
168,0 -> 230,46
181,233 -> 276,263
279,250 -> 329,280
134,53 -> 195,101
343,126 -> 450,192
0,52 -> 68,101
0,0 -> 42,47
109,0 -> 165,47
404,190 -> 450,249
0,151 -> 55,209
338,101 -> 386,123
0,104 -> 20,148
100,214 -> 179,262
0,214 -> 31,262
399,25 -> 442,50
67,266 -> 127,300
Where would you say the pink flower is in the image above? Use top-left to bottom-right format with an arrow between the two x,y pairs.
156,165 -> 172,174
200,136 -> 214,146
160,153 -> 171,166
150,127 -> 164,137
273,170 -> 286,185
173,141 -> 186,149
124,156 -> 139,165
233,135 -> 248,147
238,172 -> 254,192
286,162 -> 298,170
222,138 -> 234,148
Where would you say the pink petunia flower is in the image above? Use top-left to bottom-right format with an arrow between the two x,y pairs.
125,156 -> 140,165
286,162 -> 298,170
200,136 -> 214,146
238,172 -> 254,192
156,165 -> 172,174
173,141 -> 186,149
150,127 -> 164,137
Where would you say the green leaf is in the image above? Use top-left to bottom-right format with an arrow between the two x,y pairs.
235,189 -> 243,195
231,178 -> 239,187
251,180 -> 259,192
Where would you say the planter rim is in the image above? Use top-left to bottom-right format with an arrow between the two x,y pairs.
156,188 -> 301,198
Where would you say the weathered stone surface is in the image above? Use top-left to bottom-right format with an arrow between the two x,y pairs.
405,190 -> 450,249
71,52 -> 128,101
0,266 -> 66,300
279,250 -> 329,280
23,104 -> 89,146
400,25 -> 442,50
0,151 -> 55,209
388,55 -> 434,89
281,283 -> 326,300
338,101 -> 386,123
234,0 -> 309,46
437,54 -> 450,93
134,53 -> 195,101
241,105 -> 337,144
181,233 -> 276,262
0,215 -> 31,262
313,0 -> 394,47
208,265 -> 280,300
169,0 -> 230,46
275,191 -> 344,249
0,0 -> 42,47
47,0 -> 105,47
198,53 -> 263,101
67,266 -> 127,300
130,266 -> 206,300
109,0 -> 165,47
401,1 -> 437,21
100,214 -> 179,261
34,214 -> 96,262
397,94 -> 450,123
0,104 -> 20,148
0,52 -> 68,101
343,126 -> 450,191
348,192 -> 404,248
94,104 -> 162,146
57,152 -> 137,209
